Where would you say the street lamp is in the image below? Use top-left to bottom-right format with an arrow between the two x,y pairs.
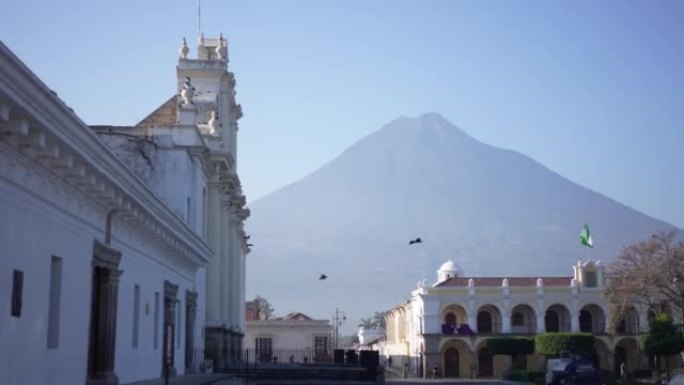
333,308 -> 347,349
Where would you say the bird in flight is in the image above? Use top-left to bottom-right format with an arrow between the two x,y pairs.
319,274 -> 328,280
409,238 -> 422,245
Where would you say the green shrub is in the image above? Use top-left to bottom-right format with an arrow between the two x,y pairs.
535,333 -> 594,356
509,370 -> 530,382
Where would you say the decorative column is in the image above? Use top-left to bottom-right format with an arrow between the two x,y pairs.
502,279 -> 511,333
205,174 -> 222,325
570,279 -> 579,332
536,279 -> 545,333
467,279 -> 477,332
204,163 -> 226,368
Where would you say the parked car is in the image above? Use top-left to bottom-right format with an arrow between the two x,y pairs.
546,357 -> 601,385
668,372 -> 684,385
547,358 -> 573,385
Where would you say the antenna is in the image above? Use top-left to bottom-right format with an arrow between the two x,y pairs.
198,0 -> 202,37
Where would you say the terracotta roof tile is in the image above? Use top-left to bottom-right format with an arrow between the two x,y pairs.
435,276 -> 572,288
136,96 -> 177,128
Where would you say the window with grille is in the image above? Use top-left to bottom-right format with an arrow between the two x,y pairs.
314,337 -> 327,354
256,337 -> 272,362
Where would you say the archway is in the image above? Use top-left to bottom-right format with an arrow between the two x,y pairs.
477,304 -> 501,334
579,310 -> 592,332
444,348 -> 459,378
545,304 -> 571,332
478,347 -> 494,377
614,346 -> 627,374
510,304 -> 537,334
442,305 -> 468,326
615,337 -> 640,372
580,304 -> 606,333
616,306 -> 638,335
478,312 -> 493,333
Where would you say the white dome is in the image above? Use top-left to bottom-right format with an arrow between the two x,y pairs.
438,260 -> 462,274
436,260 -> 463,283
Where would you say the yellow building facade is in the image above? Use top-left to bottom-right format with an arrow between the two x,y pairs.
384,260 -> 649,379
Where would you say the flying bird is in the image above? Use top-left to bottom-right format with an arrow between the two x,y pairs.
409,238 -> 423,245
319,274 -> 328,280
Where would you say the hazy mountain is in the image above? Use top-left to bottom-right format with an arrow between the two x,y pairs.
245,112 -> 677,330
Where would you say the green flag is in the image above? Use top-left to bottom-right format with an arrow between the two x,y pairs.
579,224 -> 593,248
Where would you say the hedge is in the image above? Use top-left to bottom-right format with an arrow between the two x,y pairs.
487,337 -> 535,355
534,333 -> 594,356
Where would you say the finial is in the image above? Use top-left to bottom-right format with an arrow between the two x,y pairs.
179,37 -> 189,59
215,33 -> 227,60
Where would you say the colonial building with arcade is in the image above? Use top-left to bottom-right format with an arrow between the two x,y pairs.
384,259 -> 652,379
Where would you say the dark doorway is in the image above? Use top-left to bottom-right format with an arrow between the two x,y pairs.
579,310 -> 593,332
478,347 -> 494,377
162,281 -> 179,377
86,240 -> 122,385
444,347 -> 460,377
615,346 -> 627,373
185,291 -> 197,370
545,311 -> 560,332
477,311 -> 493,333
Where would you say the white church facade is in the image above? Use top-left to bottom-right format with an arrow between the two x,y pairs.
384,260 -> 651,379
0,33 -> 248,385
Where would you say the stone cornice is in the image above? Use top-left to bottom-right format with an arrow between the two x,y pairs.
0,42 -> 213,269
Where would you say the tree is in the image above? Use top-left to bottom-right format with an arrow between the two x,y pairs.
605,231 -> 684,330
642,313 -> 684,379
373,311 -> 388,329
253,295 -> 274,320
358,317 -> 374,329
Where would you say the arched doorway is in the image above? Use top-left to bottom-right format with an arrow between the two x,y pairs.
444,347 -> 459,377
615,346 -> 627,373
478,312 -> 493,333
478,347 -> 493,377
510,304 -> 537,334
545,304 -> 571,332
579,310 -> 593,332
545,310 -> 560,332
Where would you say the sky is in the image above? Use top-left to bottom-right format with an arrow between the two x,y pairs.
2,0 -> 683,236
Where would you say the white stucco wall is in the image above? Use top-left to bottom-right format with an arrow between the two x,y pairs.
244,320 -> 332,351
0,151 -> 208,384
0,156 -> 106,385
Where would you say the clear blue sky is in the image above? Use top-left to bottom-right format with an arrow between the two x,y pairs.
2,0 -> 683,229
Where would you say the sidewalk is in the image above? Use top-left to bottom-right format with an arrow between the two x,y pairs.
122,373 -> 240,385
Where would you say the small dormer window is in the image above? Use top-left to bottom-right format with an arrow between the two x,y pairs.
585,271 -> 597,287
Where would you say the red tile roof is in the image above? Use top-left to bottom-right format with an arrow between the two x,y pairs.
434,276 -> 572,288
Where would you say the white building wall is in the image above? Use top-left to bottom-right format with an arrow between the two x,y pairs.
0,152 -> 209,384
0,156 -> 105,385
244,322 -> 332,351
112,231 -> 199,383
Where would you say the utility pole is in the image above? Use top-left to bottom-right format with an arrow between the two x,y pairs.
333,308 -> 346,349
